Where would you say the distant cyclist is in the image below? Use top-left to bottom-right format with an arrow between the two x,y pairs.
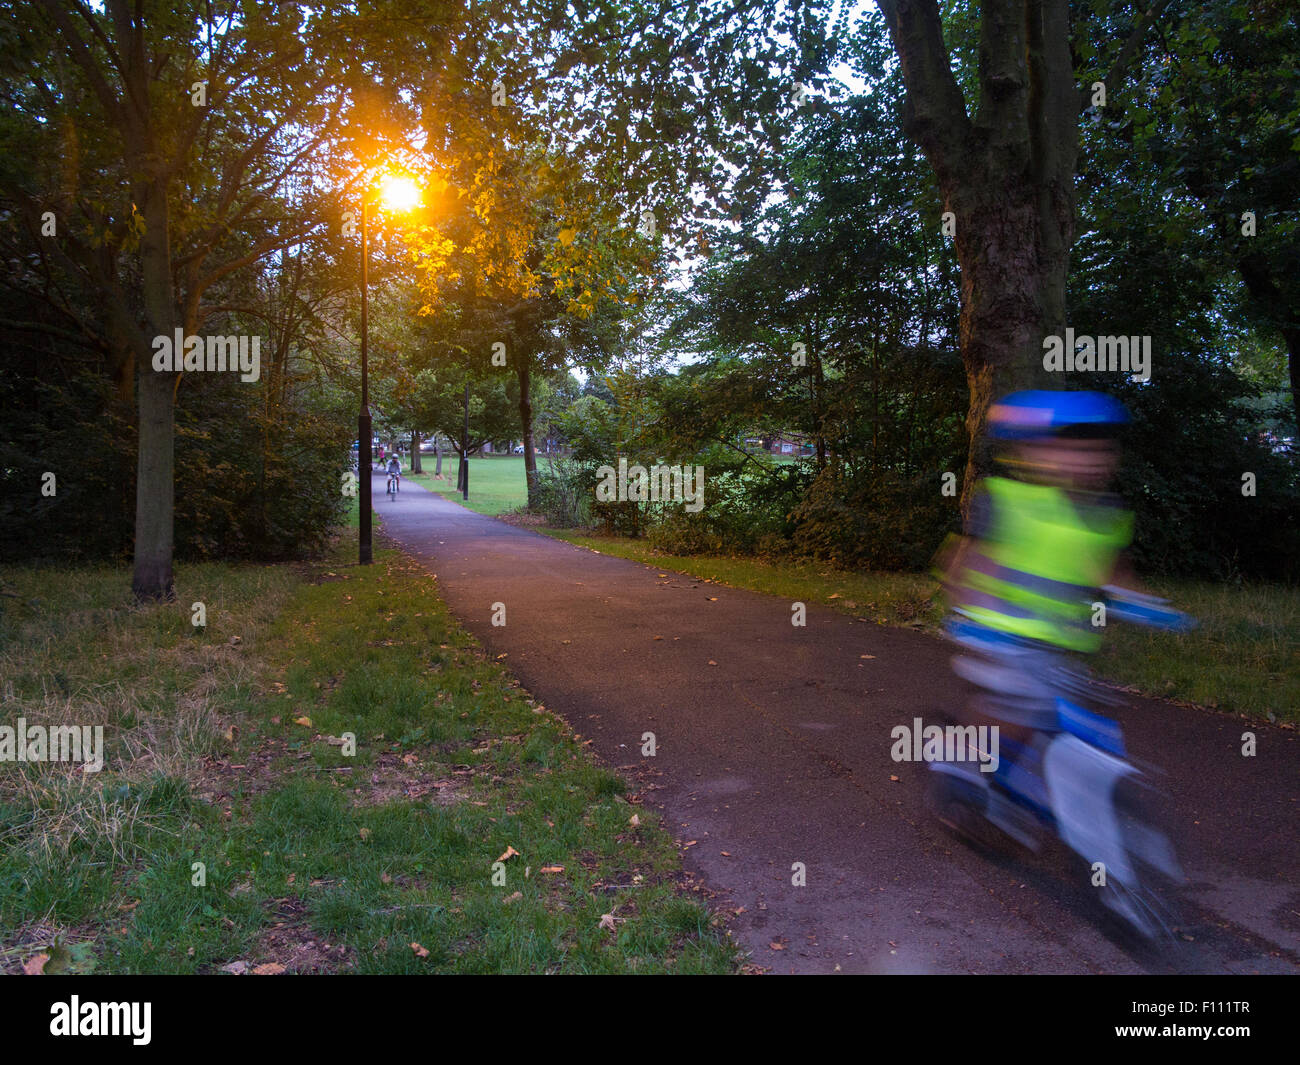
386,454 -> 401,494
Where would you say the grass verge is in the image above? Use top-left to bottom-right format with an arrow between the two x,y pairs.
0,531 -> 739,974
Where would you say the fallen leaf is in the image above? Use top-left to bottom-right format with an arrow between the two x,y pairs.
359,827 -> 371,841
628,814 -> 640,827
539,865 -> 565,874
219,960 -> 249,975
860,654 -> 876,660
598,913 -> 618,931
769,941 -> 785,950
294,716 -> 312,727
889,774 -> 900,782
410,942 -> 430,958
502,891 -> 523,904
496,845 -> 520,863
380,872 -> 392,884
22,953 -> 49,976
41,941 -> 96,975
707,660 -> 717,666
251,962 -> 285,975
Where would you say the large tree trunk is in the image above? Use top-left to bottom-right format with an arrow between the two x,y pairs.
515,358 -> 539,509
411,430 -> 422,473
879,0 -> 1081,514
953,181 -> 1071,495
435,439 -> 442,476
132,368 -> 175,600
133,177 -> 177,601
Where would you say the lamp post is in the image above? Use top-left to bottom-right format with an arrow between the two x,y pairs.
359,193 -> 373,563
462,374 -> 470,500
356,173 -> 420,566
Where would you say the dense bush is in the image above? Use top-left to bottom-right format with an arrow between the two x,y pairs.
0,354 -> 351,565
533,456 -> 597,528
1109,355 -> 1300,582
0,371 -> 135,563
784,464 -> 961,570
645,459 -> 804,555
173,371 -> 350,560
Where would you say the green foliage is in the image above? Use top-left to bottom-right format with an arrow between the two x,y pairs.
0,324 -> 350,564
0,368 -> 134,562
786,465 -> 960,570
1109,358 -> 1300,582
174,373 -> 350,561
646,460 -> 805,556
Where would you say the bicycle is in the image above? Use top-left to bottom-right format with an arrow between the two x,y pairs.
386,471 -> 400,496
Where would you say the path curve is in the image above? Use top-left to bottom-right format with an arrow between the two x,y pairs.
373,472 -> 1299,974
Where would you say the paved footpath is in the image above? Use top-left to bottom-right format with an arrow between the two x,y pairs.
373,472 -> 1299,973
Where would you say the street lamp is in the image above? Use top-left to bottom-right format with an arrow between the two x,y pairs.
358,171 -> 421,565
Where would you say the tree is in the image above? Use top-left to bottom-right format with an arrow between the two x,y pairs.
1100,0 -> 1299,430
380,0 -> 837,508
4,0 -> 353,597
874,0 -> 1174,506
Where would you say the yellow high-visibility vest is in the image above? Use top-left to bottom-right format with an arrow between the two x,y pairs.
961,477 -> 1134,652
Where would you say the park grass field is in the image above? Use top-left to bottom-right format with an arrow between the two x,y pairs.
0,529 -> 739,974
405,454 -> 529,518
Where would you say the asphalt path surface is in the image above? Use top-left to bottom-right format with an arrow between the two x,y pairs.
373,471 -> 1299,974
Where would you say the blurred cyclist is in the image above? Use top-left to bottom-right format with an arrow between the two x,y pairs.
935,391 -> 1145,808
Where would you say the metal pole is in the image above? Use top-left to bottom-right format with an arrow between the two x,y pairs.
462,376 -> 470,500
358,195 -> 372,564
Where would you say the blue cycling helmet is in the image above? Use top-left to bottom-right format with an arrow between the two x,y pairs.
988,390 -> 1129,440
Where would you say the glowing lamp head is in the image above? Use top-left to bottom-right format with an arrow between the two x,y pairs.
378,174 -> 420,212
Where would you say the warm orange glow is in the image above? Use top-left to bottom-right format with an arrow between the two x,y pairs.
378,174 -> 420,212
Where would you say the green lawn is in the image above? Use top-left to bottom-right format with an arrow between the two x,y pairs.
406,454 -> 529,517
0,530 -> 739,974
